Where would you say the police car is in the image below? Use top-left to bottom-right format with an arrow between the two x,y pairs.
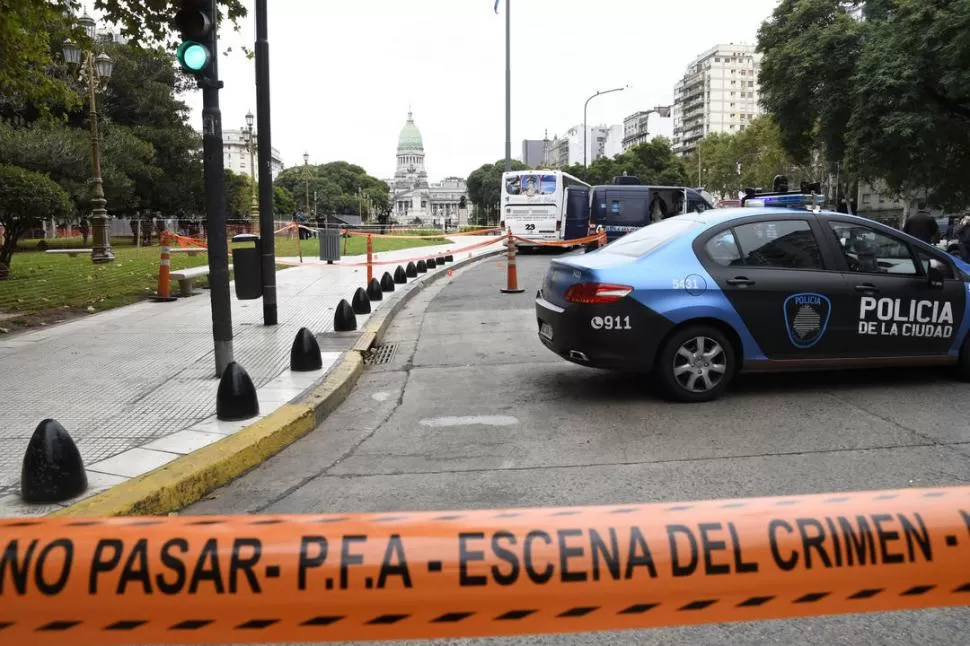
535,200 -> 970,402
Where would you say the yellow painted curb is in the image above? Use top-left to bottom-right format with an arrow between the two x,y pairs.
52,353 -> 364,517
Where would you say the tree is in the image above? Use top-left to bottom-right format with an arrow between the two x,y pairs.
0,164 -> 73,278
757,1 -> 970,209
559,139 -> 689,187
757,0 -> 863,165
223,170 -> 254,221
0,1 -> 246,115
274,185 -> 296,218
846,0 -> 970,209
466,159 -> 529,223
682,117 -> 813,198
274,162 -> 388,218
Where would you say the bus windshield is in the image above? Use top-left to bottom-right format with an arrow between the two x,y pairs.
501,171 -> 590,245
505,173 -> 558,196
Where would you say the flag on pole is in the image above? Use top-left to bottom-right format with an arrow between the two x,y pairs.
494,0 -> 500,13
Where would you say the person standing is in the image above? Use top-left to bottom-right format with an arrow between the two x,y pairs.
955,215 -> 970,262
903,206 -> 939,243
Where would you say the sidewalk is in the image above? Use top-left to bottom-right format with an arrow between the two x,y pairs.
0,235 -> 499,516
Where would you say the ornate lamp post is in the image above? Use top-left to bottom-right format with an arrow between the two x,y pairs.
302,152 -> 311,217
63,11 -> 115,263
243,110 -> 259,226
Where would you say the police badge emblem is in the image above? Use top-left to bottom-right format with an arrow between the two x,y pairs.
783,292 -> 832,349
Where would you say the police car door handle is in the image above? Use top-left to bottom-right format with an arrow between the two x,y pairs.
855,283 -> 880,293
727,277 -> 756,286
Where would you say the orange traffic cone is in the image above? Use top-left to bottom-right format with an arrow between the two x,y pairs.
151,232 -> 177,302
500,229 -> 525,294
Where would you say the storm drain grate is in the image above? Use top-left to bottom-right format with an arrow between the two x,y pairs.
364,343 -> 398,366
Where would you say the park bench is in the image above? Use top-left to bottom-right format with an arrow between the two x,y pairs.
169,264 -> 231,297
45,248 -> 93,258
168,246 -> 204,257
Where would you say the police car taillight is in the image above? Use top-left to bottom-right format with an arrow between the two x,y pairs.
564,283 -> 633,304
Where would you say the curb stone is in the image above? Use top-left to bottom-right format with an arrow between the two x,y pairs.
50,247 -> 504,517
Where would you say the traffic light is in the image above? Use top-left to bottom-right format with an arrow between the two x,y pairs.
175,0 -> 215,81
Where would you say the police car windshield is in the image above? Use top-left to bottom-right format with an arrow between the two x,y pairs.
603,217 -> 702,257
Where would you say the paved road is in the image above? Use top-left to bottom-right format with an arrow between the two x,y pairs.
188,251 -> 970,644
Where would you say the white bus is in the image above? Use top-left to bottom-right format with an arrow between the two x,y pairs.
500,170 -> 591,246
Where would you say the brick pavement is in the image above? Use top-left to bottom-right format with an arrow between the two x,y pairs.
0,235 -> 499,516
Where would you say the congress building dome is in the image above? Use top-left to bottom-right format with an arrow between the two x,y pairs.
397,110 -> 424,152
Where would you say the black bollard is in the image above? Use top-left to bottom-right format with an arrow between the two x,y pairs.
21,419 -> 87,503
352,287 -> 372,314
436,256 -> 446,266
217,361 -> 260,421
290,327 -> 323,372
381,272 -> 396,292
416,259 -> 427,273
445,254 -> 454,262
334,299 -> 357,331
405,262 -> 418,278
367,277 -> 384,301
394,265 -> 407,284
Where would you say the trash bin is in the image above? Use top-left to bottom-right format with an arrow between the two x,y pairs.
319,227 -> 341,264
231,233 -> 262,300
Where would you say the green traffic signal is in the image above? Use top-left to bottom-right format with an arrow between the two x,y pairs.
176,41 -> 210,73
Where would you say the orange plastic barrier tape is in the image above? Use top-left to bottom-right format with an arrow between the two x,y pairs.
338,235 -> 506,267
2,486 -> 969,645
513,232 -> 606,247
342,228 -> 500,240
169,232 -> 207,249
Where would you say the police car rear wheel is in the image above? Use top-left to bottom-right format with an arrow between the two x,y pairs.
655,326 -> 734,402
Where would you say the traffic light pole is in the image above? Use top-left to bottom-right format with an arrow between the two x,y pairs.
200,0 -> 234,376
255,0 -> 278,326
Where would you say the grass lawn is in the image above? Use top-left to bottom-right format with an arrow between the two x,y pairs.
0,233 -> 445,332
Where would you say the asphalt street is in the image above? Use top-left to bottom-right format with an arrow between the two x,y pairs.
188,251 -> 970,644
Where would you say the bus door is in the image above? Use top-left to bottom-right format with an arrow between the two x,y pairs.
563,186 -> 590,242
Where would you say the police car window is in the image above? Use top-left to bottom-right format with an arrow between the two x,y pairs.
917,249 -> 956,279
704,230 -> 742,267
732,220 -> 824,270
828,222 -> 918,275
604,218 -> 701,257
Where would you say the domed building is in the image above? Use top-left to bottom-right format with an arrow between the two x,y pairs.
388,110 -> 468,227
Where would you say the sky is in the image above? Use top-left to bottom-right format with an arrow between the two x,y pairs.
172,0 -> 782,181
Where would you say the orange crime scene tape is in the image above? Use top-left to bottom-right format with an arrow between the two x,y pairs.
2,486 -> 969,644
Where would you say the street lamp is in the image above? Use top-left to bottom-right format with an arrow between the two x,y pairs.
243,110 -> 258,226
583,86 -> 627,170
63,13 -> 115,264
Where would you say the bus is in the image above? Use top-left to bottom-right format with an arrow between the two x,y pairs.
500,170 -> 591,247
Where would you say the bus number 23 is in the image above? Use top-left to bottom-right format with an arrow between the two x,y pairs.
591,316 -> 632,331
524,223 -> 536,231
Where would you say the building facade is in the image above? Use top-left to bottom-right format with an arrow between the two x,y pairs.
521,139 -> 547,168
387,111 -> 469,226
542,125 -> 612,168
672,43 -> 762,157
222,129 -> 284,180
622,111 -> 653,151
604,124 -> 625,158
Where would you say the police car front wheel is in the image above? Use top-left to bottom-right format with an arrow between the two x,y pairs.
655,325 -> 735,403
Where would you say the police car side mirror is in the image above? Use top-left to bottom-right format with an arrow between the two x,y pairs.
927,260 -> 946,289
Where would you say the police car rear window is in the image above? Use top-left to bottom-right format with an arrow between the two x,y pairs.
603,218 -> 700,257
